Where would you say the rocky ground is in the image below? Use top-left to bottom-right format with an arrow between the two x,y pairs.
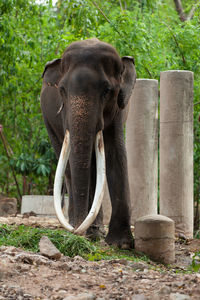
0,215 -> 200,300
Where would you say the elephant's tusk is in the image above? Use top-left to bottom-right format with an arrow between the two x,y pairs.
56,102 -> 64,115
74,131 -> 106,235
54,130 -> 74,232
54,130 -> 106,235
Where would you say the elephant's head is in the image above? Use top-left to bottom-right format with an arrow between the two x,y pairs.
42,39 -> 136,234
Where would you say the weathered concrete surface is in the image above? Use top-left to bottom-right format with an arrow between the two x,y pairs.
135,214 -> 175,264
21,195 -> 68,217
21,194 -> 111,225
126,79 -> 158,224
160,71 -> 194,238
0,197 -> 17,216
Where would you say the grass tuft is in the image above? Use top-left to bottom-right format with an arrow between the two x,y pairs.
0,224 -> 95,257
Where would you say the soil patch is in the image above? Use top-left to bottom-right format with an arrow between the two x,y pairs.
0,215 -> 199,300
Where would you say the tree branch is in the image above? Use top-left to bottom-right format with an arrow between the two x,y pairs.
119,0 -> 124,11
173,0 -> 198,22
0,126 -> 22,201
162,21 -> 186,65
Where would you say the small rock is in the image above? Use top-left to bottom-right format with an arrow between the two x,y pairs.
132,295 -> 147,300
159,286 -> 171,295
39,236 -> 61,260
58,289 -> 68,297
143,268 -> 149,273
169,293 -> 191,300
23,293 -> 32,298
129,262 -> 148,271
0,197 -> 17,216
172,281 -> 185,288
151,295 -> 160,300
64,293 -> 96,300
108,259 -> 128,265
73,255 -> 86,263
80,269 -> 87,273
53,261 -> 71,271
0,263 -> 12,279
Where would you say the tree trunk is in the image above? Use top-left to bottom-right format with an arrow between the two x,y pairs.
173,0 -> 196,22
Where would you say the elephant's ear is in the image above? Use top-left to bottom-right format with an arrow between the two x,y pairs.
42,58 -> 62,86
118,56 -> 136,109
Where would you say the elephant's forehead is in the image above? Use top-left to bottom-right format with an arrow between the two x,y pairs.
62,45 -> 122,74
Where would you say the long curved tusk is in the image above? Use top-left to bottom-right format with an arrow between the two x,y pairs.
54,130 -> 106,235
54,130 -> 74,232
74,131 -> 106,235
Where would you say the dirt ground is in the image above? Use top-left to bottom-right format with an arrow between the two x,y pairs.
0,215 -> 199,300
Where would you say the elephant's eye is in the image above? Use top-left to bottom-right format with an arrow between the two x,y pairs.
59,86 -> 66,97
102,82 -> 112,99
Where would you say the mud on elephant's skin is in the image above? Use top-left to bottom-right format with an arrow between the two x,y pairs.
40,38 -> 136,249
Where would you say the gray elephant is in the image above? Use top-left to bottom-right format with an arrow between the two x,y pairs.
40,39 -> 136,249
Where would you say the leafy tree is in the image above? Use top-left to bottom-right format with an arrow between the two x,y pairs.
0,0 -> 199,229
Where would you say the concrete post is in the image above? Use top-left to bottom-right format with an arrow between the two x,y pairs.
160,70 -> 194,238
135,214 -> 175,264
126,79 -> 158,224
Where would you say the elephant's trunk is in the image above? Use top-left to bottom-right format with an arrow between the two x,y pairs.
53,130 -> 106,235
69,132 -> 94,227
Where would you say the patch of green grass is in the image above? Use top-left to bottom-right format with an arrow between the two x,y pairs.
189,251 -> 200,272
0,224 -> 96,257
87,245 -> 149,262
0,224 -> 147,262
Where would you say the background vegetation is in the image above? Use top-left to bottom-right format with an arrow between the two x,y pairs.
0,0 -> 199,230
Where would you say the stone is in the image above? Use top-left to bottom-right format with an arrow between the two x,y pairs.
169,293 -> 191,300
39,236 -> 61,260
0,262 -> 13,280
129,262 -> 148,271
0,197 -> 17,216
132,295 -> 147,300
134,214 -> 175,264
159,286 -> 171,295
63,293 -> 96,300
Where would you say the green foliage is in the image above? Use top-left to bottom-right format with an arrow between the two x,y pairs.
0,223 -> 147,262
87,246 -> 149,262
0,0 -> 199,227
190,252 -> 200,272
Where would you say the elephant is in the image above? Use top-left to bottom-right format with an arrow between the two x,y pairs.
40,38 -> 136,249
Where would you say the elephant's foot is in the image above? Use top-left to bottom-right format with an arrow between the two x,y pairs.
86,225 -> 106,241
105,228 -> 134,249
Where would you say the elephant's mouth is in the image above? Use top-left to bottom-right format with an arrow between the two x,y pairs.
53,130 -> 106,235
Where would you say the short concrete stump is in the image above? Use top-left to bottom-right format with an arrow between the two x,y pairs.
134,214 -> 175,264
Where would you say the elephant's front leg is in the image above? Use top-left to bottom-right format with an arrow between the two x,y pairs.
104,121 -> 134,249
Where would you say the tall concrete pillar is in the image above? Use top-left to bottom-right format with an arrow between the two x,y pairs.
160,71 -> 193,238
126,79 -> 158,224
